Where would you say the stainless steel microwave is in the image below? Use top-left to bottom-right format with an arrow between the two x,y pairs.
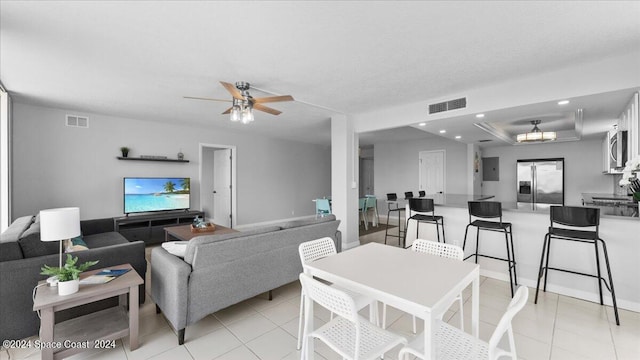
605,129 -> 628,173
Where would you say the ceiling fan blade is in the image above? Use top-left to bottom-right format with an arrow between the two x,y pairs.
220,81 -> 244,100
253,103 -> 282,116
183,96 -> 231,102
221,107 -> 233,115
253,95 -> 294,104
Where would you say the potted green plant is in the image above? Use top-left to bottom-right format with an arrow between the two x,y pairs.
120,146 -> 130,158
41,255 -> 99,296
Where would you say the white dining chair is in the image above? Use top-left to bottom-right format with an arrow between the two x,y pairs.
382,239 -> 465,333
299,273 -> 407,360
398,286 -> 529,360
297,237 -> 379,350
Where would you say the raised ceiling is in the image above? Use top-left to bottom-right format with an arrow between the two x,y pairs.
1,1 -> 639,145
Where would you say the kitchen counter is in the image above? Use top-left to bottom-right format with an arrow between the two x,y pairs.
582,193 -> 638,218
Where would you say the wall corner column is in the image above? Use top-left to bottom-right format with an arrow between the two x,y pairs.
331,115 -> 359,250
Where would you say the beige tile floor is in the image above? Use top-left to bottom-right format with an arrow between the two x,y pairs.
3,225 -> 639,360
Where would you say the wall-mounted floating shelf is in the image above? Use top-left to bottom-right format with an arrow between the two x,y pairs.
117,157 -> 189,163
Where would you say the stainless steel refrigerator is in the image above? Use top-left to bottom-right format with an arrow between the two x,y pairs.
517,158 -> 564,210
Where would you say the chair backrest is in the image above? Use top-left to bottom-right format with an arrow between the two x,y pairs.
468,201 -> 502,220
299,273 -> 357,323
404,191 -> 414,199
418,190 -> 426,197
386,193 -> 398,201
358,198 -> 366,211
365,196 -> 377,210
316,199 -> 331,213
409,198 -> 434,214
298,237 -> 337,273
412,239 -> 463,261
550,206 -> 599,227
488,286 -> 529,360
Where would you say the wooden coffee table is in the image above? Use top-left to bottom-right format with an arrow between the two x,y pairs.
164,223 -> 237,242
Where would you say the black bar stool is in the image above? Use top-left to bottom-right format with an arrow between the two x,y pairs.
404,198 -> 446,247
534,206 -> 620,325
404,191 -> 414,199
384,193 -> 405,246
462,201 -> 517,297
418,190 -> 426,197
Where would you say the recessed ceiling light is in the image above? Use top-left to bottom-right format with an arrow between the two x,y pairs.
439,130 -> 446,134
476,114 -> 485,118
455,135 -> 461,139
558,100 -> 570,105
419,122 -> 426,126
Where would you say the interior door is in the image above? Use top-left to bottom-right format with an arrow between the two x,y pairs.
213,149 -> 232,227
418,150 -> 445,195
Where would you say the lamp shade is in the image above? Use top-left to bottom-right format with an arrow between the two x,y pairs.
40,207 -> 81,241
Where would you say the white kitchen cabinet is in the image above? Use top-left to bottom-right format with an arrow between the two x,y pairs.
621,92 -> 639,159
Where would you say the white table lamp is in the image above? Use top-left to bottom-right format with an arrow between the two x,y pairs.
40,207 -> 81,268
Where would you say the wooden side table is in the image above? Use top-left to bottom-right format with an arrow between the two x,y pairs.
32,264 -> 143,360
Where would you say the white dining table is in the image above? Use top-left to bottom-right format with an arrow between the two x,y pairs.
303,242 -> 480,360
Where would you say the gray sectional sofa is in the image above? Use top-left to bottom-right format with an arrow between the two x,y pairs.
151,215 -> 341,344
0,215 -> 147,342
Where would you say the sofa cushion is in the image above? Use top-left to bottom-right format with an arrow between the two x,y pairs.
0,215 -> 34,243
184,225 -> 281,265
0,241 -> 23,262
278,214 -> 336,230
18,232 -> 59,258
83,232 -> 129,249
65,236 -> 89,252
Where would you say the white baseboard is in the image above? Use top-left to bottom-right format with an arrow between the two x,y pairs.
480,269 -> 640,313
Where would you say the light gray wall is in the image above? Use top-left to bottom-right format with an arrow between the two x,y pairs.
373,136 -> 468,202
481,139 -> 612,206
11,103 -> 331,224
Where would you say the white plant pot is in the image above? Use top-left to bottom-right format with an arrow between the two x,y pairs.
58,279 -> 79,296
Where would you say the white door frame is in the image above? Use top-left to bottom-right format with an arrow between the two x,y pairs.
418,150 -> 446,194
199,143 -> 237,228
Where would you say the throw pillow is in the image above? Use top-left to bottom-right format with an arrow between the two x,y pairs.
65,235 -> 89,252
161,241 -> 188,258
0,215 -> 34,243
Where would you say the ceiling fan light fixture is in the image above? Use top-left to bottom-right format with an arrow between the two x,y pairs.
516,120 -> 556,143
230,103 -> 241,122
241,103 -> 254,124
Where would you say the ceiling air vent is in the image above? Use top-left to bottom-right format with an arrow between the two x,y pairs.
428,97 -> 467,114
66,114 -> 89,128
478,139 -> 493,143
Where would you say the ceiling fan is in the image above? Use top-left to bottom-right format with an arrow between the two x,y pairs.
184,81 -> 294,124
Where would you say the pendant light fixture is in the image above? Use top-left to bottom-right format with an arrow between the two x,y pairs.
516,120 -> 556,142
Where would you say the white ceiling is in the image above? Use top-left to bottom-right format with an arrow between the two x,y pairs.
1,1 -> 639,145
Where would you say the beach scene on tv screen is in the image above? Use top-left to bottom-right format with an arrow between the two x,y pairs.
124,178 -> 190,213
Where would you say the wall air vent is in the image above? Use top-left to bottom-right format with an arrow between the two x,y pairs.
66,114 -> 89,128
428,97 -> 467,114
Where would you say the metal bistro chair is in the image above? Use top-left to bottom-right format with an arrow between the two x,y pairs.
384,193 -> 405,246
358,197 -> 369,230
398,286 -> 529,360
534,206 -> 620,325
418,190 -> 426,197
382,239 -> 463,333
364,195 -> 379,227
315,198 -> 331,218
405,198 -> 446,246
299,273 -> 407,360
462,201 -> 517,297
297,238 -> 379,350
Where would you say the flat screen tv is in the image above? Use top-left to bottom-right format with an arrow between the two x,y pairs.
123,177 -> 190,214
